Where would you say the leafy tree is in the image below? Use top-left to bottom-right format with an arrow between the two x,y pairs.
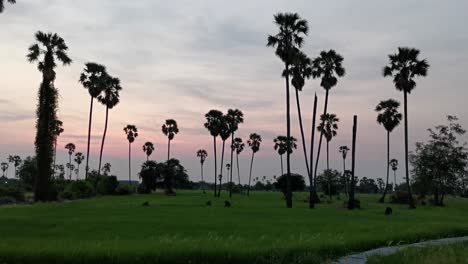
162,119 -> 179,160
339,146 -> 350,195
274,136 -> 297,177
51,120 -> 64,178
316,169 -> 342,196
74,152 -> 84,179
138,160 -> 159,193
268,12 -> 308,208
204,109 -> 224,196
27,31 -> 72,201
377,178 -> 385,193
0,0 -> 15,13
143,142 -> 155,161
357,177 -> 379,193
124,125 -> 138,184
197,149 -> 208,194
17,156 -> 36,190
390,158 -> 399,191
247,133 -> 262,196
274,173 -> 306,196
383,47 -> 429,208
232,137 -> 245,186
156,159 -> 189,195
64,143 -> 76,179
226,109 -> 244,198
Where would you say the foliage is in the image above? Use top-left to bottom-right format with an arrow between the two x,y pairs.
114,184 -> 134,195
96,176 -> 119,195
17,156 -> 37,191
390,191 -> 414,204
274,173 -> 306,195
0,185 -> 25,203
60,180 -> 95,200
357,177 -> 379,193
138,161 -> 159,193
316,169 -> 342,195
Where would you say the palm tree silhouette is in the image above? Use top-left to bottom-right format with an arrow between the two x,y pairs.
217,116 -> 231,197
197,149 -> 208,194
226,109 -> 244,198
339,146 -> 350,196
97,74 -> 121,175
247,133 -> 262,196
143,142 -> 155,161
311,50 -> 345,203
79,62 -> 107,179
7,155 -> 14,177
0,0 -> 15,13
232,137 -> 245,186
102,163 -> 111,176
27,31 -> 72,201
162,119 -> 179,160
9,155 -> 21,178
124,125 -> 138,185
74,152 -> 84,179
375,99 -> 402,202
390,158 -> 399,191
274,136 -> 297,177
52,120 -> 64,178
66,163 -> 75,180
1,162 -> 8,178
267,12 -> 308,208
204,109 -> 224,197
318,113 -> 339,199
383,47 -> 429,209
64,143 -> 76,179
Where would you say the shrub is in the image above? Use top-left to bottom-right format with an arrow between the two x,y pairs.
0,196 -> 16,205
0,186 -> 25,203
274,173 -> 306,196
96,176 -> 119,195
114,184 -> 134,195
461,190 -> 468,198
61,181 -> 95,200
390,191 -> 413,204
137,183 -> 151,194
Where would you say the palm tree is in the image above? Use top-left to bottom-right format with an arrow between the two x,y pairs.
79,62 -> 107,179
64,143 -> 76,179
383,47 -> 429,209
274,136 -> 297,177
232,137 -> 244,186
218,117 -> 231,197
97,74 -> 121,175
312,50 -> 345,203
247,133 -> 262,196
0,0 -> 15,13
226,163 -> 231,188
74,152 -> 84,179
124,125 -> 138,185
143,142 -> 155,161
10,156 -> 21,178
376,99 -> 402,203
339,146 -> 350,196
267,12 -> 308,208
7,155 -> 14,177
52,120 -> 64,178
204,109 -> 224,197
197,149 -> 208,194
318,113 -> 339,199
390,158 -> 399,191
102,163 -> 111,176
226,109 -> 244,198
27,31 -> 72,201
162,119 -> 179,160
66,163 -> 75,180
1,162 -> 8,178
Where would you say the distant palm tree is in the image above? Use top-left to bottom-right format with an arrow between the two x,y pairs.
375,99 -> 402,203
274,136 -> 297,177
64,143 -> 76,179
383,47 -> 429,209
267,12 -> 308,208
312,50 -> 345,203
204,109 -> 224,197
318,113 -> 339,199
162,119 -> 179,160
52,120 -> 64,178
97,74 -> 121,175
7,155 -> 14,177
66,163 -> 75,180
27,31 -> 72,201
226,109 -> 244,198
102,162 -> 111,176
390,158 -> 399,191
79,62 -> 107,179
247,133 -> 262,196
0,0 -> 15,13
1,162 -> 8,178
8,155 -> 21,178
124,125 -> 138,185
74,152 -> 84,179
143,142 -> 155,161
218,117 -> 231,197
232,137 -> 245,186
197,149 -> 208,194
339,146 -> 350,196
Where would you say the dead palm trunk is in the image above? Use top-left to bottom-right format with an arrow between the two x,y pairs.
85,97 -> 94,179
403,91 -> 415,209
213,136 -> 217,197
247,151 -> 255,196
314,89 -> 330,194
218,140 -> 226,197
348,115 -> 357,209
309,94 -> 318,208
295,88 -> 310,177
98,106 -> 109,176
229,134 -> 235,198
379,131 -> 390,202
285,63 -> 292,208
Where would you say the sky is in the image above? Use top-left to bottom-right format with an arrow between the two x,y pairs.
1,0 -> 467,184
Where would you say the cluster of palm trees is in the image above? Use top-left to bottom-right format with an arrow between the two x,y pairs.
0,155 -> 22,179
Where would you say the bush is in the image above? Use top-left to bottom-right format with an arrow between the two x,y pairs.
461,190 -> 468,198
60,181 -> 95,200
114,184 -> 134,195
274,173 -> 306,196
0,186 -> 25,203
137,183 -> 151,194
0,196 -> 16,205
96,176 -> 119,195
390,191 -> 413,204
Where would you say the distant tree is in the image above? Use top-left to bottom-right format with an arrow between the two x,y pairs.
27,31 -> 72,201
358,177 -> 379,193
383,47 -> 429,208
204,109 -> 224,197
339,146 -> 350,195
390,159 -> 399,191
197,149 -> 208,194
317,113 -> 339,198
232,137 -> 245,186
51,120 -> 64,178
74,152 -> 84,179
124,125 -> 138,185
274,173 -> 306,196
226,109 -> 244,198
17,156 -> 36,190
377,178 -> 385,193
143,142 -> 155,161
55,164 -> 65,180
316,169 -> 341,196
247,133 -> 262,196
1,162 -> 8,178
155,159 -> 189,195
64,143 -> 76,180
102,163 -> 111,176
268,12 -> 308,208
138,160 -> 159,193
274,135 -> 297,177
0,0 -> 15,13
66,163 -> 75,180
162,119 -> 179,160
7,155 -> 21,178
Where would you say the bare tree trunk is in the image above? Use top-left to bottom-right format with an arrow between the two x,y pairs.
213,136 -> 217,197
309,94 -> 318,208
85,96 -> 94,179
380,131 -> 390,203
285,63 -> 292,208
403,91 -> 416,209
247,152 -> 255,196
218,140 -> 226,197
314,89 -> 330,195
348,115 -> 357,210
295,88 -> 310,176
98,106 -> 109,176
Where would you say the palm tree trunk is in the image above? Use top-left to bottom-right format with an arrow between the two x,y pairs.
77,164 -> 80,180
201,163 -> 205,194
314,89 -> 329,193
379,131 -> 390,203
98,106 -> 109,176
309,94 -> 318,208
343,157 -> 347,197
236,153 -> 241,186
285,63 -> 292,208
218,140 -> 226,197
393,170 -> 397,191
53,139 -> 57,179
68,154 -> 72,180
213,136 -> 217,197
85,97 -> 94,179
327,140 -> 331,200
280,154 -> 284,177
229,133 -> 235,198
167,139 -> 170,160
247,151 -> 255,196
128,142 -> 131,185
295,88 -> 310,176
403,91 -> 415,209
348,115 -> 357,209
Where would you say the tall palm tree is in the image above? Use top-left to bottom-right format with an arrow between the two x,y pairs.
1,162 -> 8,178
274,136 -> 297,177
7,155 -> 13,177
52,119 -> 64,178
390,158 -> 399,191
267,12 -> 308,208
312,50 -> 345,202
143,142 -> 155,161
226,109 -> 244,197
383,47 -> 429,209
218,117 -> 231,197
64,143 -> 76,179
124,125 -> 138,185
376,99 -> 402,202
318,113 -> 339,199
162,119 -> 179,160
79,62 -> 107,179
247,133 -> 262,196
197,149 -> 208,194
27,31 -> 72,201
204,109 -> 224,197
339,145 -> 350,196
12,156 -> 21,178
97,74 -> 121,175
0,0 -> 15,13
74,152 -> 84,179
232,137 -> 244,186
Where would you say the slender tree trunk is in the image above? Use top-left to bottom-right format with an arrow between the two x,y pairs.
213,136 -> 217,197
295,88 -> 310,176
218,140 -> 226,197
77,164 -> 80,180
247,152 -> 255,196
98,106 -> 109,176
229,133 -> 235,198
309,94 -> 318,208
280,154 -> 284,177
53,140 -> 58,179
314,89 -> 330,194
285,63 -> 292,208
167,139 -> 170,160
380,131 -> 390,202
393,170 -> 397,191
403,91 -> 415,209
348,115 -> 357,209
201,163 -> 205,194
327,140 -> 331,199
236,153 -> 241,186
147,155 -> 149,162
343,157 -> 347,197
68,154 -> 72,180
85,97 -> 94,179
128,142 -> 131,185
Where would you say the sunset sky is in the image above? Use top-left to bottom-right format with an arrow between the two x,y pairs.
1,0 -> 467,184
